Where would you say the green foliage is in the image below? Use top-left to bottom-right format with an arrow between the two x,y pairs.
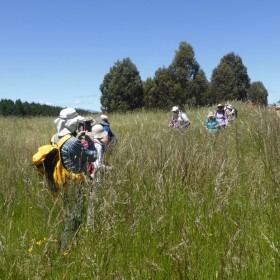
143,67 -> 182,110
211,62 -> 236,102
191,69 -> 209,106
100,58 -> 144,113
0,99 -> 92,117
169,41 -> 200,81
143,41 -> 209,109
211,52 -> 251,102
247,81 -> 268,105
1,104 -> 280,278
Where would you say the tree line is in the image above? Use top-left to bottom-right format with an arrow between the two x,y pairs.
0,99 -> 91,117
100,41 -> 268,112
1,41 -> 269,116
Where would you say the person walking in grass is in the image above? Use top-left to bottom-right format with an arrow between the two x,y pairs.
54,108 -> 97,251
86,124 -> 112,228
96,114 -> 117,147
168,106 -> 191,129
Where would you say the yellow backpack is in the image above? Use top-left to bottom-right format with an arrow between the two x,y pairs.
32,134 -> 85,195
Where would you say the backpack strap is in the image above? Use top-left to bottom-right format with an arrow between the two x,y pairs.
50,133 -> 72,147
57,134 -> 72,148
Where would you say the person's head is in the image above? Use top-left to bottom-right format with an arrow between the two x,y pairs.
97,114 -> 110,126
54,108 -> 85,134
171,106 -> 179,114
217,104 -> 224,111
227,104 -> 233,110
207,112 -> 215,120
100,114 -> 109,121
91,124 -> 108,143
78,117 -> 96,132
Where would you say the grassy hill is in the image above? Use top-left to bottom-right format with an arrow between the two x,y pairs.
1,103 -> 280,279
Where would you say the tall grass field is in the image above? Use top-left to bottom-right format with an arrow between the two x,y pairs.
1,103 -> 280,279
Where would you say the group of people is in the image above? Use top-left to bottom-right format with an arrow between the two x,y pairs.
52,108 -> 116,251
205,103 -> 237,133
169,103 -> 238,134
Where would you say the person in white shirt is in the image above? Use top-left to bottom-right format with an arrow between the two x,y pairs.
168,106 -> 191,129
86,124 -> 112,228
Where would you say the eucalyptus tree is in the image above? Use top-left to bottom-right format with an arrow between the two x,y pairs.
168,41 -> 202,106
211,62 -> 236,103
247,81 -> 268,105
143,41 -> 207,109
100,58 -> 143,112
211,52 -> 251,102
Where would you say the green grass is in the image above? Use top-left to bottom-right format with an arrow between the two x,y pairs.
1,103 -> 280,279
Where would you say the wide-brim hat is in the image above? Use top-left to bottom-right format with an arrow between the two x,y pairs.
207,112 -> 215,118
54,108 -> 85,133
217,103 -> 224,108
90,124 -> 108,139
59,108 -> 84,121
100,114 -> 109,121
97,117 -> 109,126
171,106 -> 179,112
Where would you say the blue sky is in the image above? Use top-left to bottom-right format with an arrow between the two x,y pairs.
0,0 -> 279,111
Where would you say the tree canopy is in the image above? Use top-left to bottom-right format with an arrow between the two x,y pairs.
247,81 -> 268,105
142,41 -> 209,109
100,58 -> 143,113
211,52 -> 251,103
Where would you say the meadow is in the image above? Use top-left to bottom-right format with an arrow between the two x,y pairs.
1,103 -> 280,279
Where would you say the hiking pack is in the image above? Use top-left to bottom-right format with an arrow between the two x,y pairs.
32,134 -> 85,195
233,108 -> 238,117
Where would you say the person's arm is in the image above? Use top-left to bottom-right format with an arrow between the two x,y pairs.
80,139 -> 97,163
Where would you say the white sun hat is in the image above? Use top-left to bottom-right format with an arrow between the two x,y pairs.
54,108 -> 85,134
91,124 -> 108,139
171,106 -> 179,112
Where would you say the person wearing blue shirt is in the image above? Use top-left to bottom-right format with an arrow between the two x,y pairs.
205,112 -> 221,134
96,114 -> 117,146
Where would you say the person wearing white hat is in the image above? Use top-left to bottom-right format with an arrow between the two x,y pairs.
53,108 -> 97,251
168,106 -> 190,129
87,124 -> 111,175
86,124 -> 112,228
96,114 -> 117,146
225,104 -> 237,122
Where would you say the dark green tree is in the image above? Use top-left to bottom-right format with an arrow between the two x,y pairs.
168,41 -> 202,106
100,58 -> 143,112
247,81 -> 268,105
0,99 -> 15,116
211,62 -> 236,103
190,69 -> 209,106
211,52 -> 251,102
143,67 -> 183,110
143,77 -> 156,109
0,98 -> 90,117
143,41 -> 207,109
